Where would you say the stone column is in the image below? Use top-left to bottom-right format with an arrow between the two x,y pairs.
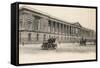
55,22 -> 57,33
51,21 -> 53,33
53,21 -> 55,33
66,25 -> 68,35
69,26 -> 71,36
59,23 -> 61,34
72,27 -> 74,35
75,27 -> 77,36
48,20 -> 52,33
78,28 -> 80,36
68,25 -> 70,36
53,22 -> 56,33
71,26 -> 73,35
57,23 -> 59,34
64,25 -> 66,35
61,24 -> 63,34
81,29 -> 83,37
57,23 -> 60,34
62,24 -> 64,34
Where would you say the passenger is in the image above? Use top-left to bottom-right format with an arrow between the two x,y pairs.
42,37 -> 58,50
48,38 -> 52,43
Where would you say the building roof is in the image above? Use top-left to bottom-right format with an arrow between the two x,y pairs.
19,6 -> 73,25
19,6 -> 94,32
72,22 -> 82,27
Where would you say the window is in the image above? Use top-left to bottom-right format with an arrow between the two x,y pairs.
28,33 -> 31,41
34,16 -> 40,31
48,20 -> 51,26
61,24 -> 63,33
36,34 -> 39,41
76,28 -> 78,34
27,21 -> 32,29
43,34 -> 46,40
34,19 -> 39,30
57,23 -> 59,33
19,19 -> 23,28
48,20 -> 51,32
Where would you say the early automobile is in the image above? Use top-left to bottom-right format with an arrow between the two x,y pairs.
41,38 -> 57,50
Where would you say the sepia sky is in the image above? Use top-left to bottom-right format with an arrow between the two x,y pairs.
19,4 -> 96,31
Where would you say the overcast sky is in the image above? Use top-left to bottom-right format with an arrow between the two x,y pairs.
19,4 -> 96,31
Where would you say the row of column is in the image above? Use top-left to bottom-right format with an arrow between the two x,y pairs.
48,20 -> 80,36
19,13 -> 80,37
80,29 -> 95,39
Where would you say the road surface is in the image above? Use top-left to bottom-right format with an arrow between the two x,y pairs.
19,43 -> 96,64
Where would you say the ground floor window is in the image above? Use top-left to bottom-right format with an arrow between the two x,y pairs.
36,34 -> 39,41
28,33 -> 31,41
43,34 -> 46,41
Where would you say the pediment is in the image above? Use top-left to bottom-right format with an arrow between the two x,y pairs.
72,22 -> 82,27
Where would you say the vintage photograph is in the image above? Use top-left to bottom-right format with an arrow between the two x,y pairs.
19,4 -> 96,64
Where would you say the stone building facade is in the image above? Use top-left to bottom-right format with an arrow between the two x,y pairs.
19,7 -> 96,44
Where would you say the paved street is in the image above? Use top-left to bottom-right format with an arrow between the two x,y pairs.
19,43 -> 96,64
